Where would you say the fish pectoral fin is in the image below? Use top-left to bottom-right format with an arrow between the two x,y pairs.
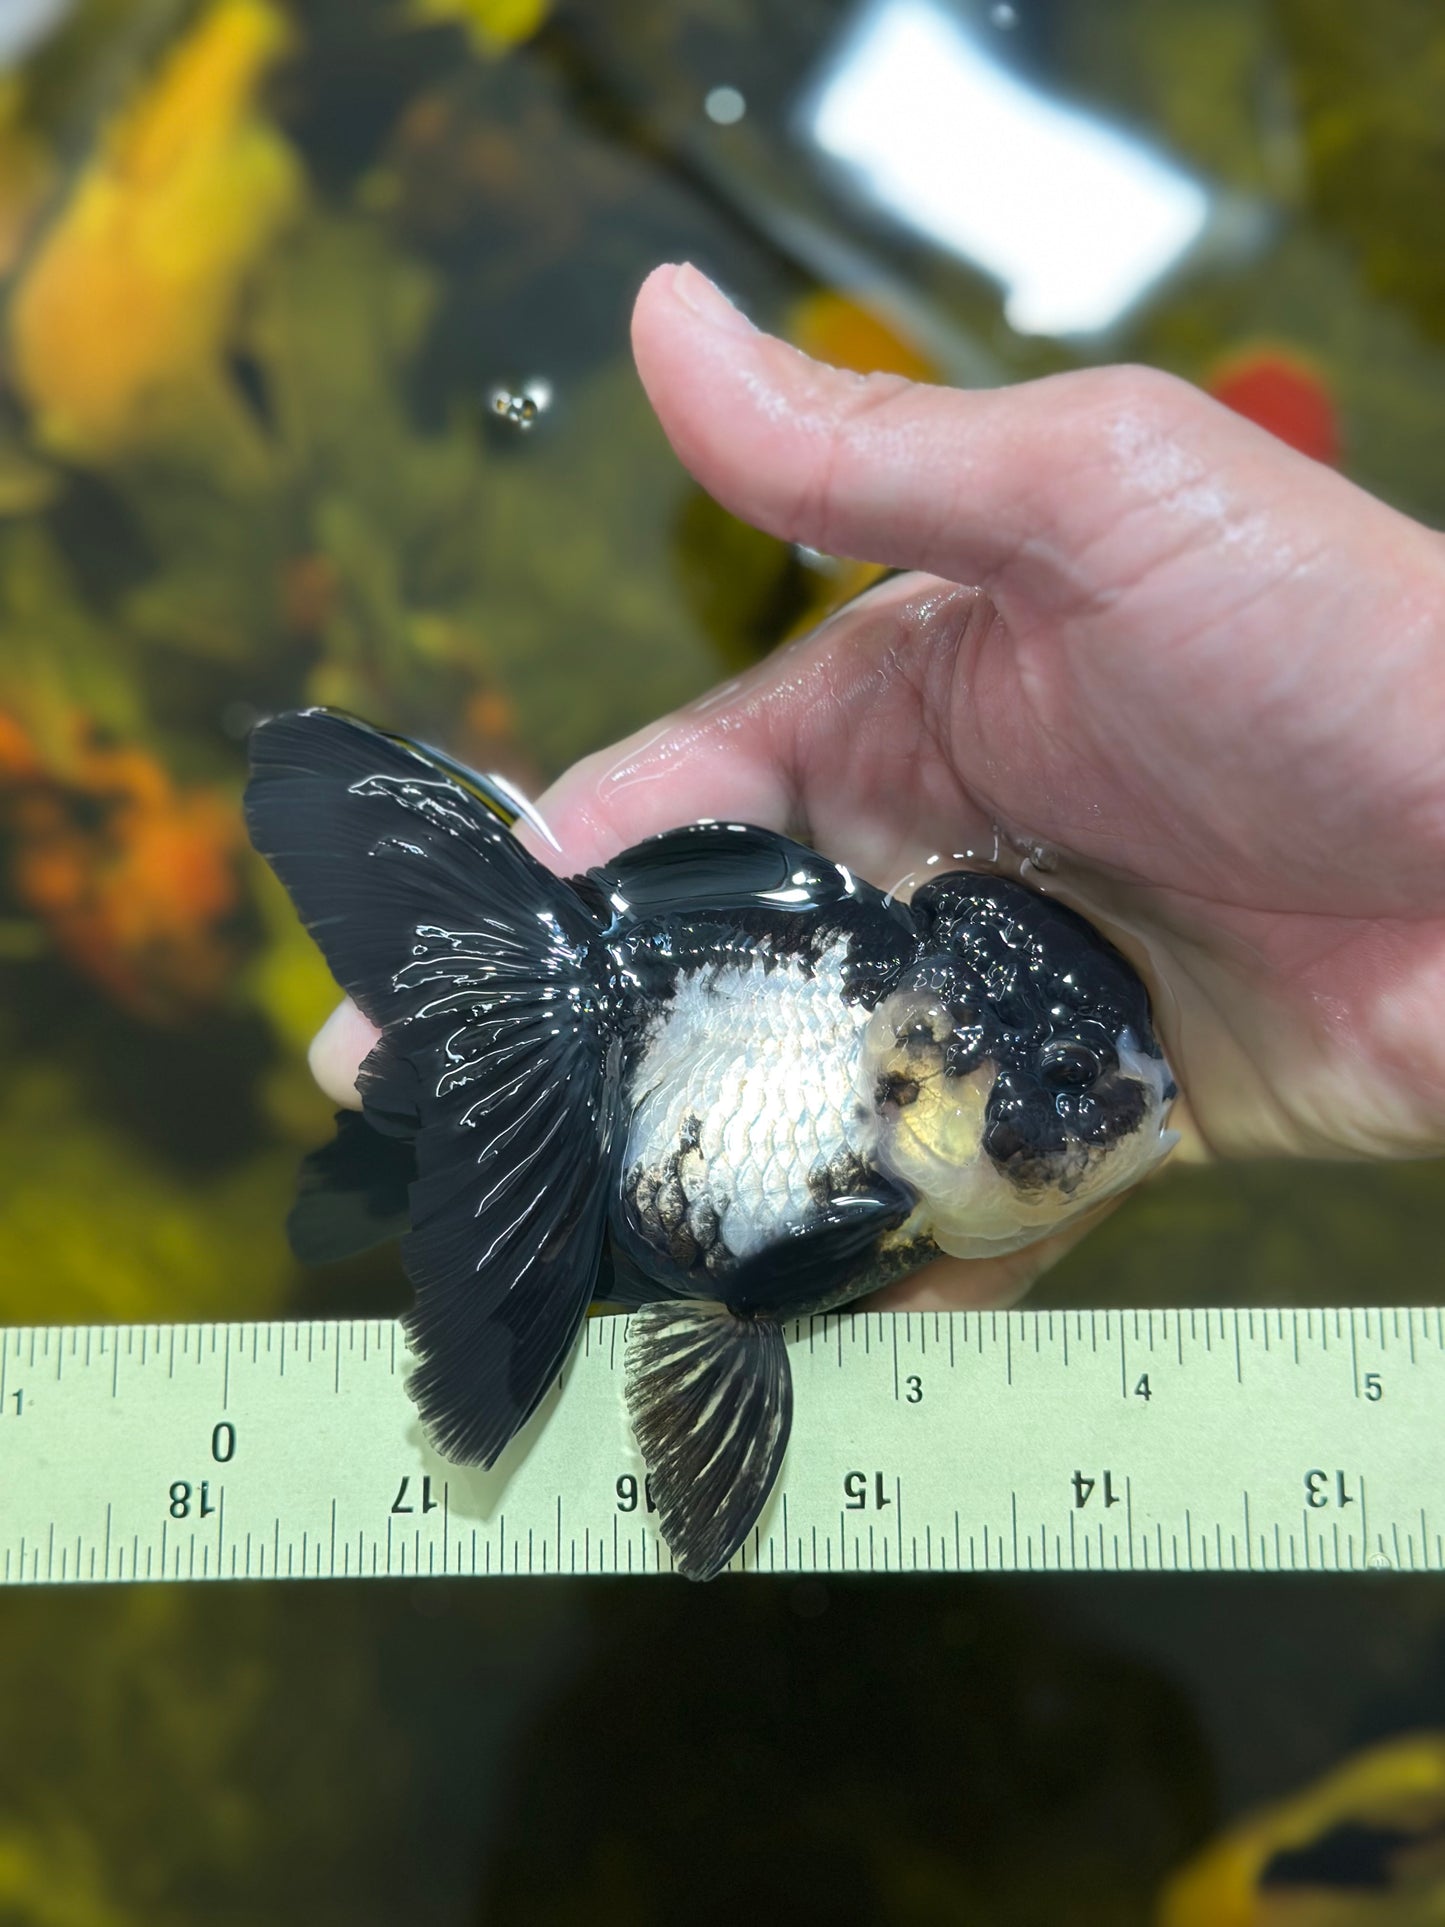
726,1175 -> 918,1317
624,1303 -> 793,1582
287,1111 -> 416,1264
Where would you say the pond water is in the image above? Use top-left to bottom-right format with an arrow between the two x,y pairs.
1,2 -> 1444,1920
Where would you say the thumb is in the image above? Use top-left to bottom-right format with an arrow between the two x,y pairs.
630,262 -> 1341,618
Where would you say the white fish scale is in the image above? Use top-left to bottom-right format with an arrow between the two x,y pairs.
625,941 -> 871,1261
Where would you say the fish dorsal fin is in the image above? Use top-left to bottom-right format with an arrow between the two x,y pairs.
586,821 -> 894,921
246,708 -> 618,1465
624,1302 -> 793,1581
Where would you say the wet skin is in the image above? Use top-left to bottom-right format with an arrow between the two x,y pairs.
312,261 -> 1445,1311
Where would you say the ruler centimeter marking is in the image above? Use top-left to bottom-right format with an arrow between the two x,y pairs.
0,1307 -> 1441,1585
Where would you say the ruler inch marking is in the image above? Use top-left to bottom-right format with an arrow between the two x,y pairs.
3,1307 -> 1443,1583
1125,1475 -> 1134,1569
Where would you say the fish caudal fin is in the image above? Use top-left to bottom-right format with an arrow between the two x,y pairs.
287,1111 -> 416,1264
624,1302 -> 793,1581
245,708 -> 618,1465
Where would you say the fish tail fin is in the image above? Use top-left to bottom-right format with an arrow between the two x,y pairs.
286,1111 -> 417,1264
624,1301 -> 793,1581
245,707 -> 620,1464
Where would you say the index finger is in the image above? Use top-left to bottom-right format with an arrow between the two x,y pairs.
537,570 -> 1000,886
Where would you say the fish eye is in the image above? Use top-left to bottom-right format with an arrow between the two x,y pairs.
1039,1040 -> 1103,1090
890,999 -> 953,1049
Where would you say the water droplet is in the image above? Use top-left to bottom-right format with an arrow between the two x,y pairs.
489,378 -> 553,432
704,85 -> 746,126
1368,1552 -> 1392,1571
989,2 -> 1018,27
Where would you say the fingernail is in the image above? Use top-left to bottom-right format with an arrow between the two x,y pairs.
671,261 -> 755,335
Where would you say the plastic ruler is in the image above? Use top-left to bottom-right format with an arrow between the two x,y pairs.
1,1307 -> 1441,1584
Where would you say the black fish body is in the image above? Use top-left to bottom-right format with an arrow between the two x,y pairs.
246,710 -> 1177,1579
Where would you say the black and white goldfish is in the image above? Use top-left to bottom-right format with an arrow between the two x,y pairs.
245,709 -> 1177,1579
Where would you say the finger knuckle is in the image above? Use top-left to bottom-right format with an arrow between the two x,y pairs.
836,367 -> 921,427
1073,361 -> 1206,433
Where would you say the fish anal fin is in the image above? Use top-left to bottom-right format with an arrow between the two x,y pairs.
624,1302 -> 792,1582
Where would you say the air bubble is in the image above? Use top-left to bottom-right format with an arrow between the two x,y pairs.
704,85 -> 746,125
489,379 -> 553,431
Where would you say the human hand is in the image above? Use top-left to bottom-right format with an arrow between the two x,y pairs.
308,262 -> 1445,1308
